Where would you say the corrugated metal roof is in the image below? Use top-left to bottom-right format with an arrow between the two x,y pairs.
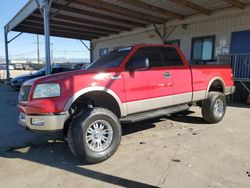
102,0 -> 171,19
140,0 -> 197,16
69,3 -> 148,24
240,0 -> 250,3
6,0 -> 250,40
189,0 -> 231,10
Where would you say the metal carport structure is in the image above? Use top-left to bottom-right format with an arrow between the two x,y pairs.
4,0 -> 249,81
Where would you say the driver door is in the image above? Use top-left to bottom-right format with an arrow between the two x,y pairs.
123,46 -> 174,115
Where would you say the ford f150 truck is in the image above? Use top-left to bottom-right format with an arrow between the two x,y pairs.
18,44 -> 235,163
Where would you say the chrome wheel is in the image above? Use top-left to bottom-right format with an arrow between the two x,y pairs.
85,120 -> 113,152
213,99 -> 224,118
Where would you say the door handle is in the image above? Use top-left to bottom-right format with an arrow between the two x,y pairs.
163,72 -> 171,79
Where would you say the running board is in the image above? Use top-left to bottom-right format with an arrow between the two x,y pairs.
120,104 -> 190,123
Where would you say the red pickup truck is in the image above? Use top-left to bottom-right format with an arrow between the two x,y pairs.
18,44 -> 235,163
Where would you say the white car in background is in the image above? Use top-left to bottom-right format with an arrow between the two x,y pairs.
9,65 -> 15,70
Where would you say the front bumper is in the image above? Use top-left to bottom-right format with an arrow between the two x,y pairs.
19,112 -> 69,132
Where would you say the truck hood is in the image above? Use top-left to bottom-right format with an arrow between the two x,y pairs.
24,68 -> 123,105
23,69 -> 95,86
23,69 -> 121,93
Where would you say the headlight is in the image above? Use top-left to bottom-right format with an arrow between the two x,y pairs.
33,83 -> 60,99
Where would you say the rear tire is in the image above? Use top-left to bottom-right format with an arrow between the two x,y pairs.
67,108 -> 122,164
201,92 -> 226,123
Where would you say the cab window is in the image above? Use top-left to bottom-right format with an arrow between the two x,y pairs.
126,47 -> 165,70
161,47 -> 183,66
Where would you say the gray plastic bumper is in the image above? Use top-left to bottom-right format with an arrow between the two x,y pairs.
19,112 -> 69,132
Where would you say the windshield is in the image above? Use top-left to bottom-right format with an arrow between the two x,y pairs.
87,47 -> 131,69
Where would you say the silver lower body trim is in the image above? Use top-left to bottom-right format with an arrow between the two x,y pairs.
193,90 -> 207,101
126,95 -> 173,115
126,90 -> 207,115
225,86 -> 236,95
173,92 -> 192,105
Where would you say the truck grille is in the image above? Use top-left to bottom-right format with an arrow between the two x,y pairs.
18,85 -> 32,103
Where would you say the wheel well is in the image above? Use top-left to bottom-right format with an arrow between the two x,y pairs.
209,79 -> 224,94
70,91 -> 121,118
63,91 -> 121,137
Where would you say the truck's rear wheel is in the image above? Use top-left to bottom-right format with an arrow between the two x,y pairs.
201,92 -> 226,123
67,108 -> 122,163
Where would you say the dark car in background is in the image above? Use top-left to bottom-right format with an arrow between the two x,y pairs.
11,66 -> 75,90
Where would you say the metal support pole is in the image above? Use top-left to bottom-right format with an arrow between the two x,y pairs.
4,26 -> 10,81
50,43 -> 53,65
153,24 -> 163,42
80,40 -> 90,51
43,0 -> 51,75
8,32 -> 23,44
163,26 -> 177,41
37,34 -> 40,64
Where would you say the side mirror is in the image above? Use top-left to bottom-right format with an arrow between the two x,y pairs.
127,58 -> 150,71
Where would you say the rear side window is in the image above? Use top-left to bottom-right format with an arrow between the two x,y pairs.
162,47 -> 183,66
126,47 -> 165,69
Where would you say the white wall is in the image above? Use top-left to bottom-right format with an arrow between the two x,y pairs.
92,11 -> 250,62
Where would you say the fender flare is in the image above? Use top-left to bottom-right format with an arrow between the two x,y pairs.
64,86 -> 126,117
206,76 -> 226,98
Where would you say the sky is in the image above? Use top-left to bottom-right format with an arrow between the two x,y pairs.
0,0 -> 90,60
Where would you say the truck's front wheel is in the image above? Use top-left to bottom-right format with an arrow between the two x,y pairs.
67,108 -> 122,163
201,92 -> 226,123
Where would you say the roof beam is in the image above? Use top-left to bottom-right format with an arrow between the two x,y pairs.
52,3 -> 146,28
50,0 -> 74,18
74,0 -> 167,23
15,26 -> 92,40
225,0 -> 245,9
18,23 -> 104,38
118,0 -> 184,19
16,24 -> 97,39
22,20 -> 109,37
55,14 -> 131,31
168,0 -> 211,15
32,12 -> 131,31
28,17 -> 119,34
26,17 -> 119,35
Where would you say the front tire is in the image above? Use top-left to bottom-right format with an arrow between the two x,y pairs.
201,92 -> 226,123
67,108 -> 122,163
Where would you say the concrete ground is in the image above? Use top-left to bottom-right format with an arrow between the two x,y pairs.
0,84 -> 249,188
